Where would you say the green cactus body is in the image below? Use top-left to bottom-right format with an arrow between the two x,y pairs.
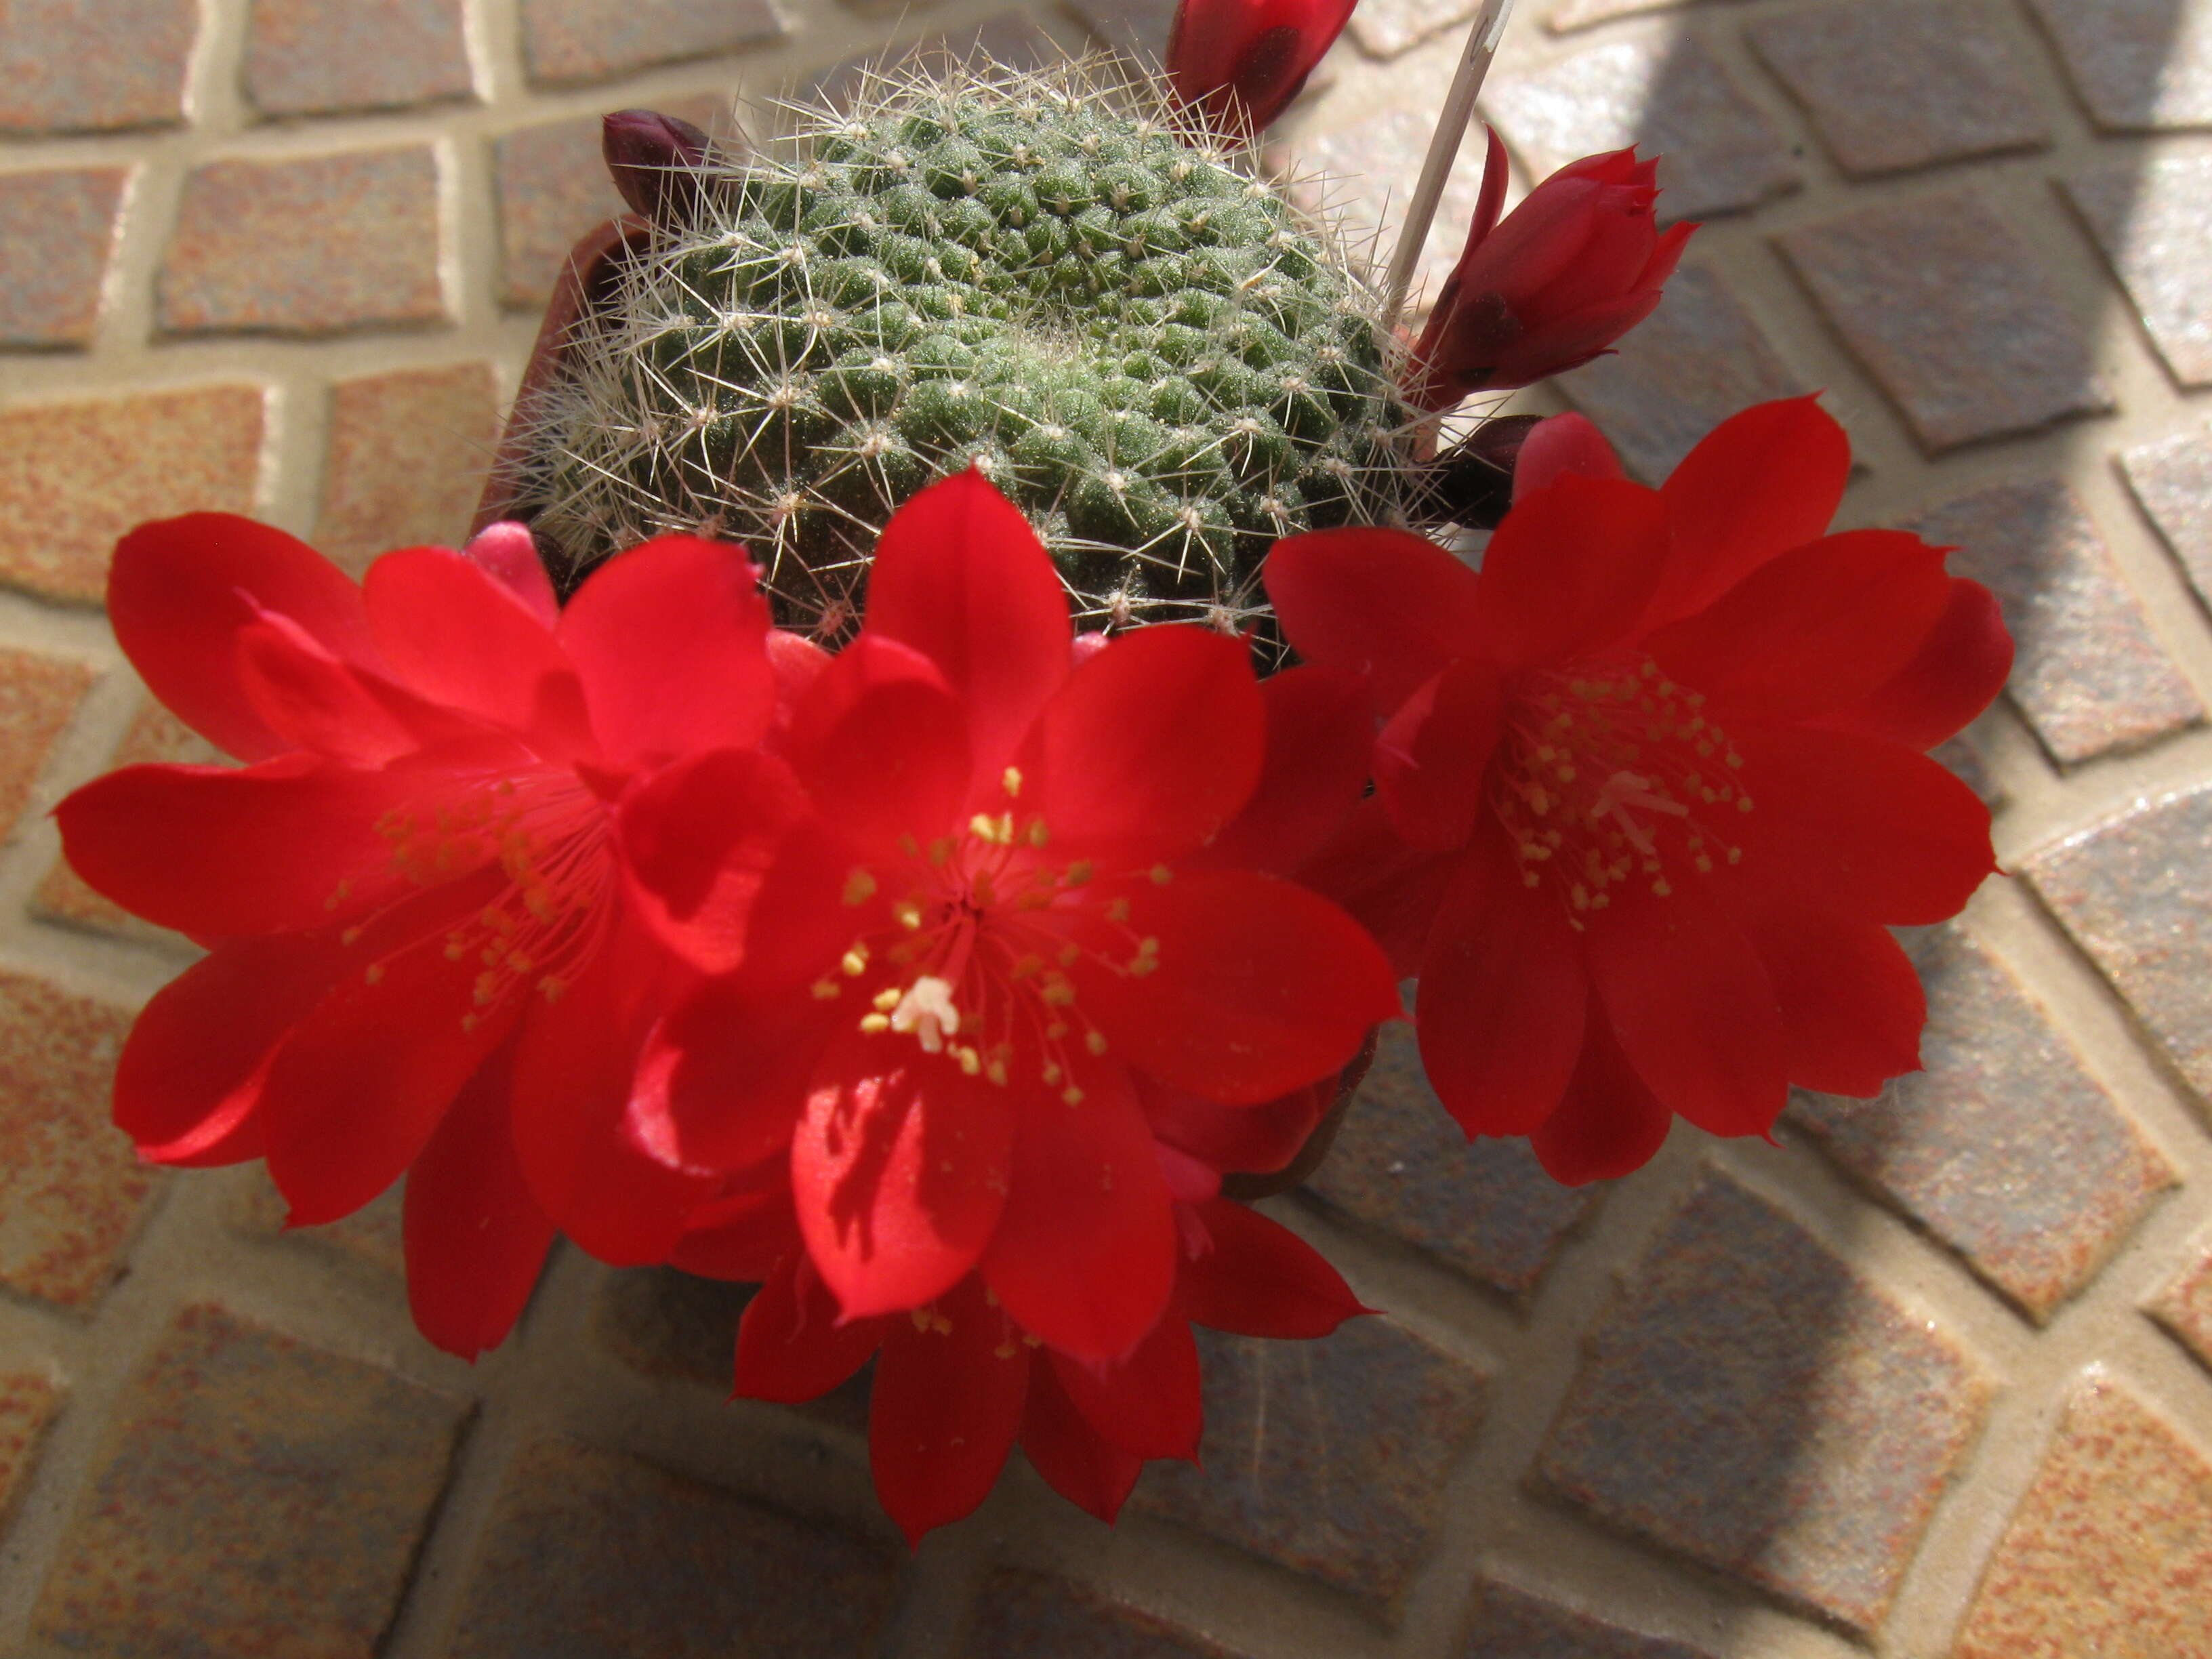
516,59 -> 1421,642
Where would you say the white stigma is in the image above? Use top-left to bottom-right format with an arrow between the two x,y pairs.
889,975 -> 962,1053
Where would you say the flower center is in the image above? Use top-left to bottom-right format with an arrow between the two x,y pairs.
1493,656 -> 1749,922
818,766 -> 1165,1101
361,771 -> 615,1027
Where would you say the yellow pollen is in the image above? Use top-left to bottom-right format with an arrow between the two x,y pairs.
1149,864 -> 1174,884
365,963 -> 385,985
811,979 -> 842,1000
1084,1029 -> 1107,1056
1726,751 -> 1744,769
954,1045 -> 982,1076
860,1012 -> 892,1033
1002,765 -> 1023,797
1044,1020 -> 1069,1040
1061,1085 -> 1085,1106
894,901 -> 924,930
1105,897 -> 1131,923
348,928 -> 369,947
1027,819 -> 1050,848
461,1012 -> 478,1032
1064,860 -> 1093,886
1128,956 -> 1158,977
1042,1061 -> 1062,1085
1057,943 -> 1080,968
1010,954 -> 1043,980
872,985 -> 903,1011
1652,878 -> 1673,897
1728,846 -> 1743,864
538,977 -> 566,1004
1041,981 -> 1075,1007
928,836 -> 953,866
985,1056 -> 1009,1086
898,833 -> 921,858
841,945 -> 869,977
1136,937 -> 1159,958
1738,796 -> 1753,813
842,868 -> 878,905
1524,870 -> 1542,887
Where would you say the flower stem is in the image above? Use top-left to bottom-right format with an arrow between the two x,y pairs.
1378,0 -> 1518,344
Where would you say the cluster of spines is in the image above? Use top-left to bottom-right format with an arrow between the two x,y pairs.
512,54 -> 1425,647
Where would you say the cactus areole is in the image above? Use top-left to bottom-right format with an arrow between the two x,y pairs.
504,59 -> 1424,645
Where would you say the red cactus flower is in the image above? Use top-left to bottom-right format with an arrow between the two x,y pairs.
1266,398 -> 2012,1182
1168,0 -> 1357,136
56,515 -> 796,1355
1409,130 -> 1696,411
724,1194 -> 1366,1543
618,470 -> 1398,1364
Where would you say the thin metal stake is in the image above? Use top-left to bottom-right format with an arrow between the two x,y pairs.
1376,0 -> 1517,344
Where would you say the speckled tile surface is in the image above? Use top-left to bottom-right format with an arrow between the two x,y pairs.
1,3 -> 2209,1656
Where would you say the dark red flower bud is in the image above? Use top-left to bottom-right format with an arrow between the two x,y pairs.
601,108 -> 719,228
1408,129 -> 1696,411
1167,0 -> 1357,138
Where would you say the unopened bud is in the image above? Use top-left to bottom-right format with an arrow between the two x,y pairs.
602,109 -> 720,228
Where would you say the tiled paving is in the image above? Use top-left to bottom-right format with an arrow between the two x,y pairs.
0,1 -> 2209,1656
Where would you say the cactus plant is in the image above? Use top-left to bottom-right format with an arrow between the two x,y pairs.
504,56 -> 1427,644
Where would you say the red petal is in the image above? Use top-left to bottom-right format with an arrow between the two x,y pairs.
508,918 -> 723,1265
1648,530 -> 1952,724
1295,796 -> 1459,977
1374,658 -> 1505,851
1819,579 -> 2013,750
793,1033 -> 1015,1321
260,874 -> 519,1224
1730,722 -> 1997,925
1414,836 -> 1589,1136
669,1178 -> 802,1281
863,469 -> 1071,791
1529,995 -> 1675,1183
979,1062 -> 1176,1361
786,636 -> 971,861
766,629 -> 832,737
1263,528 -> 1481,716
631,979 -> 832,1171
108,513 -> 382,762
1647,396 -> 1851,628
1740,907 -> 1925,1097
362,546 -> 590,748
56,758 -> 441,939
1474,475 -> 1671,667
870,1274 -> 1030,1544
462,522 -> 559,628
733,1253 -> 887,1402
1048,1312 -> 1201,1460
1137,1072 -> 1330,1178
616,747 -> 827,978
112,933 -> 351,1165
1069,869 -> 1401,1106
558,533 -> 775,763
403,1036 -> 555,1360
1035,625 -> 1264,867
1513,412 -> 1625,500
1584,884 -> 1787,1138
1175,1198 -> 1366,1338
1196,665 -> 1372,876
1021,1364 -> 1145,1524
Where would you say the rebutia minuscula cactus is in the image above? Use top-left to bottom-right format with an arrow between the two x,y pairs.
507,56 -> 1428,644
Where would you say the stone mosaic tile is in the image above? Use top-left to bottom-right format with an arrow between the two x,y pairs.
802,13 -> 1063,112
0,0 -> 197,134
1747,0 -> 2049,177
1553,263 -> 1806,483
35,701 -> 224,937
1484,35 -> 1799,223
1935,714 -> 2005,809
1792,927 -> 2175,1323
0,167 -> 127,348
313,361 -> 501,575
1134,1315 -> 1485,1612
1904,479 -> 2202,764
0,1372 -> 60,1525
2025,782 -> 2212,1107
2064,157 -> 2212,387
1458,1579 -> 1717,1658
968,1568 -> 1245,1658
1305,1019 -> 1591,1296
0,647 -> 95,840
2148,1246 -> 2212,1374
1065,0 -> 1177,65
230,1172 -> 407,1281
450,1437 -> 899,1658
2026,0 -> 2212,131
2123,425 -> 2212,608
518,0 -> 786,86
1285,106 -> 1485,312
0,970 -> 155,1311
1545,0 -> 1686,29
1953,1374 -> 2212,1658
1534,1170 -> 1988,1631
159,149 -> 445,336
244,0 -> 474,117
32,1304 -> 464,1655
0,386 -> 264,604
1349,0 -> 1477,60
1778,192 -> 2111,452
